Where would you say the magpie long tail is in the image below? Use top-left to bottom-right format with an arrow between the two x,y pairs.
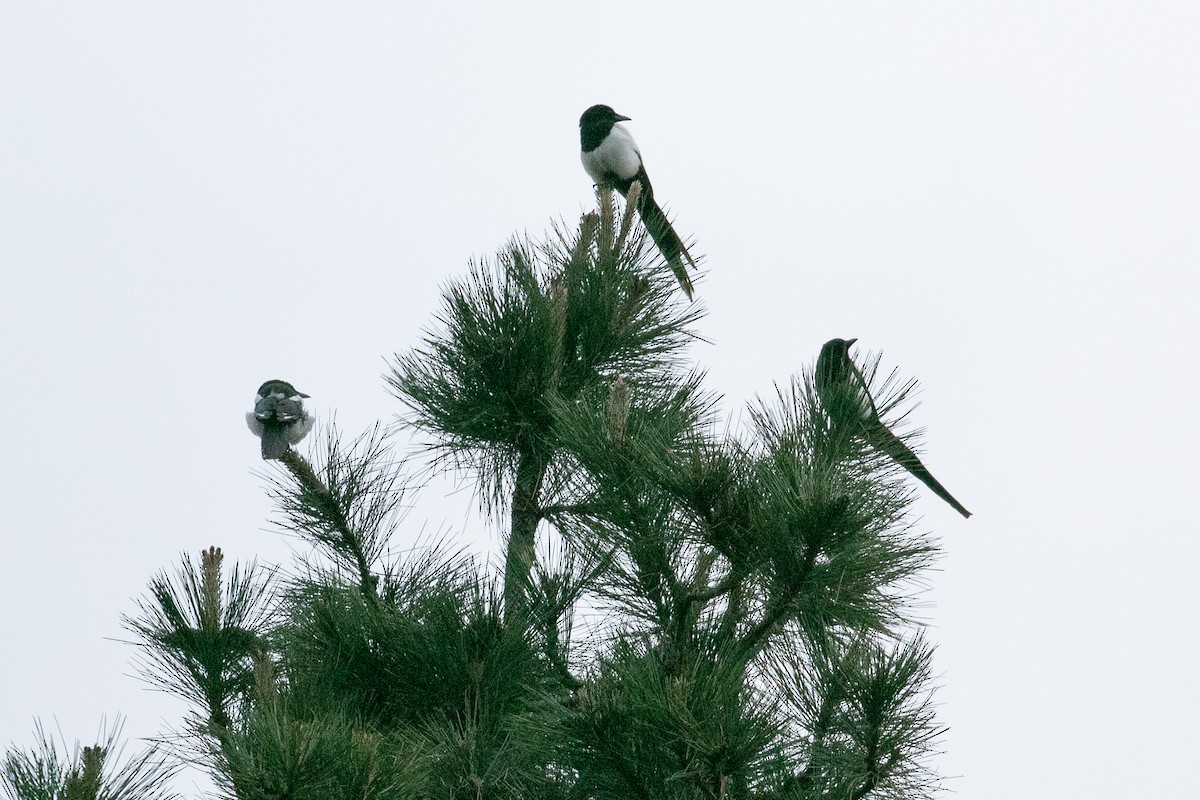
637,196 -> 695,299
261,426 -> 289,460
869,423 -> 972,518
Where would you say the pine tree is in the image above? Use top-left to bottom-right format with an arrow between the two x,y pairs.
15,188 -> 951,800
1,720 -> 177,800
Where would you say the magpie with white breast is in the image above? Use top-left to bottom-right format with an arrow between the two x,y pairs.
245,379 -> 315,460
579,104 -> 697,299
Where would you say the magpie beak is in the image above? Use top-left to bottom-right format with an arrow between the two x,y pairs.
578,104 -> 696,299
245,379 -> 314,460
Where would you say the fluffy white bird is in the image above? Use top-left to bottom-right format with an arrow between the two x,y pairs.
245,379 -> 314,460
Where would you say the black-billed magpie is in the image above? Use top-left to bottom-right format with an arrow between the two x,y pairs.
815,338 -> 971,518
579,104 -> 696,298
245,379 -> 315,460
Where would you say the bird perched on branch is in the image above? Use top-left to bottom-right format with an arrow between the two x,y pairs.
245,379 -> 314,460
579,104 -> 696,298
815,338 -> 971,518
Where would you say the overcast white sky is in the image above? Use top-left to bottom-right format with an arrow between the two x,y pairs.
2,3 -> 1198,797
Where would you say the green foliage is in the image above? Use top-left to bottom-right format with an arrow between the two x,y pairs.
58,190 -> 954,799
123,548 -> 275,732
387,191 -> 702,509
267,424 -> 413,601
766,633 -> 944,800
1,720 -> 177,800
567,637 -> 789,800
214,708 -> 377,800
209,567 -> 569,800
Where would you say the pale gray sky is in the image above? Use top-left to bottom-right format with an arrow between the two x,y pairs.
2,3 -> 1197,797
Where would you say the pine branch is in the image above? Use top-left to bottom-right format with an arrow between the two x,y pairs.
537,502 -> 595,519
737,533 -> 823,661
791,687 -> 841,795
687,564 -> 741,603
280,448 -> 379,605
504,446 -> 548,621
1,719 -> 178,800
69,186 -> 965,799
122,549 -> 273,738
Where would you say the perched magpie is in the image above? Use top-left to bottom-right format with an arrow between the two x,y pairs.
579,104 -> 696,298
815,339 -> 971,518
245,379 -> 315,460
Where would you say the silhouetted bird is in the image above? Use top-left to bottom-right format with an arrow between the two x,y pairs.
245,379 -> 314,460
579,104 -> 696,298
815,338 -> 970,518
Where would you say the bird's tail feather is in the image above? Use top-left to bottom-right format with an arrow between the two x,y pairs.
870,422 -> 972,518
638,196 -> 695,299
261,426 -> 289,460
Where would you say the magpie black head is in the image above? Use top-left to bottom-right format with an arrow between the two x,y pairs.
816,338 -> 857,385
256,379 -> 308,399
580,104 -> 631,130
580,105 -> 632,152
819,338 -> 856,358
